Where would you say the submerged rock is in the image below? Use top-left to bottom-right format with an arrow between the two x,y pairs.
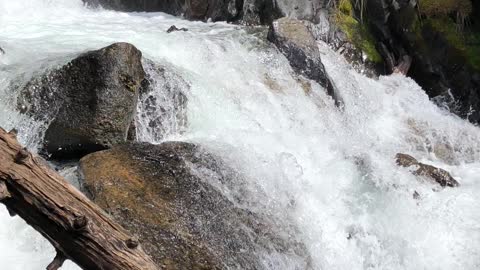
395,153 -> 460,187
166,25 -> 188,33
268,17 -> 337,102
80,142 -> 311,269
18,43 -> 145,158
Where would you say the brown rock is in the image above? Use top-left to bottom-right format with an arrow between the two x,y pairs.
80,142 -> 311,269
395,153 -> 460,187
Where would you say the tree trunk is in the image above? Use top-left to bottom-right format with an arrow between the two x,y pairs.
0,128 -> 158,270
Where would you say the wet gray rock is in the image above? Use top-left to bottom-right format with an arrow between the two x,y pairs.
83,0 -> 328,25
227,0 -> 329,25
241,0 -> 281,25
185,0 -> 243,21
268,17 -> 336,101
395,153 -> 460,188
83,0 -> 184,15
18,43 -> 145,158
80,142 -> 311,269
84,0 -> 243,22
166,25 -> 188,33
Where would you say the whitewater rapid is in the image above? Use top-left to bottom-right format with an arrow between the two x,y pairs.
1,0 -> 479,269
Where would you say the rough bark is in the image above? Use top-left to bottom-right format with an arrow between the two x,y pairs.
0,127 -> 158,270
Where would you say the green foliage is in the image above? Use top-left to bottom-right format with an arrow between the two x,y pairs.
419,0 -> 473,18
427,17 -> 480,71
335,0 -> 383,63
338,0 -> 354,16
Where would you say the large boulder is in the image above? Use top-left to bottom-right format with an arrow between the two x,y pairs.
268,17 -> 336,101
18,43 -> 145,157
79,142 -> 311,269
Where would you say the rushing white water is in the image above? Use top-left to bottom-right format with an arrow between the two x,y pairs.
1,0 -> 480,269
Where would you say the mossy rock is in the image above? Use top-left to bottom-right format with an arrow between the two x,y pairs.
334,0 -> 382,63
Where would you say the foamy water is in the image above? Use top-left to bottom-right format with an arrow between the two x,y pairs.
0,0 -> 479,269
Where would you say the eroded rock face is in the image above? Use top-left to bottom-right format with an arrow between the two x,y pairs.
79,142 -> 311,269
268,17 -> 336,102
395,153 -> 460,187
18,43 -> 145,157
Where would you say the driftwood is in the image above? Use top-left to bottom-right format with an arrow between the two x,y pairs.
392,55 -> 412,75
0,128 -> 158,270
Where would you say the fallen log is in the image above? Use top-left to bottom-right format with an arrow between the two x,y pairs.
0,128 -> 158,270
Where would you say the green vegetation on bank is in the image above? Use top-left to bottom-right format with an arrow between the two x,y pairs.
408,0 -> 479,70
419,0 -> 472,18
334,0 -> 382,63
334,0 -> 479,71
426,17 -> 480,71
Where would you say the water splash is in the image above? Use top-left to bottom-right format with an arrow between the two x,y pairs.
0,0 -> 479,269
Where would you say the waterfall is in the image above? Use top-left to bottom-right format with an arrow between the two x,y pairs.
1,0 -> 479,269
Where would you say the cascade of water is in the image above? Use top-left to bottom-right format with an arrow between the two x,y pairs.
0,1 -> 479,269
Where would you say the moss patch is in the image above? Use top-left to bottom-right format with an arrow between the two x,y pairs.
335,0 -> 382,63
427,17 -> 480,71
419,0 -> 472,17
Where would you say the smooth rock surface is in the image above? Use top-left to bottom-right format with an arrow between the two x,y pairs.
268,17 -> 336,101
80,142 -> 311,269
18,43 -> 145,157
